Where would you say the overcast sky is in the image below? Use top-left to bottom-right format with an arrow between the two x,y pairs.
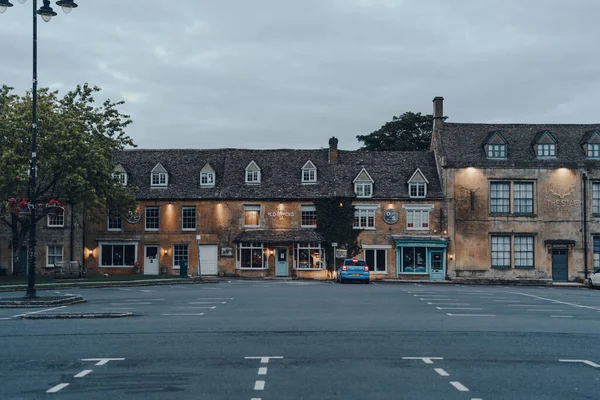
1,0 -> 599,150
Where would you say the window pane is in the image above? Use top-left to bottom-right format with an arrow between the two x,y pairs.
101,245 -> 112,266
491,236 -> 511,267
365,250 -> 375,271
376,249 -> 386,272
124,245 -> 135,266
182,207 -> 197,230
593,183 -> 600,214
490,182 -> 510,213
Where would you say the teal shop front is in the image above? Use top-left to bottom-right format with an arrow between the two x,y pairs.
393,235 -> 449,280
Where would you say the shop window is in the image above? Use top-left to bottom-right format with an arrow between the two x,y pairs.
365,249 -> 386,273
296,243 -> 324,269
401,247 -> 427,273
100,243 -> 136,267
238,242 -> 264,268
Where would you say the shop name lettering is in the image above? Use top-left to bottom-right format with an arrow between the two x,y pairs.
268,211 -> 295,218
547,187 -> 580,208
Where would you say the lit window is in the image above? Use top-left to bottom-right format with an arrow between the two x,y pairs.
244,205 -> 261,227
238,242 -> 264,269
296,243 -> 324,269
100,243 -> 136,267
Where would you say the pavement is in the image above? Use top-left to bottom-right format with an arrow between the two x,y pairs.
1,281 -> 599,399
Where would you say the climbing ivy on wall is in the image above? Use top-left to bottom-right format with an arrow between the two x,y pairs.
314,197 -> 362,270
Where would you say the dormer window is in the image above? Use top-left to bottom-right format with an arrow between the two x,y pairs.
535,131 -> 557,159
488,144 -> 506,158
151,163 -> 168,188
485,131 -> 508,159
245,161 -> 261,184
200,163 -> 216,187
353,168 -> 374,198
113,164 -> 127,186
588,143 -> 600,158
408,168 -> 428,198
301,160 -> 317,184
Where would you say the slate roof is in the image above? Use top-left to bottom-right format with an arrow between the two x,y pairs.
233,229 -> 323,243
437,123 -> 600,168
114,148 -> 443,201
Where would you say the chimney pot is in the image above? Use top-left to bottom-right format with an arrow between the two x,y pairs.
328,136 -> 339,163
433,96 -> 444,131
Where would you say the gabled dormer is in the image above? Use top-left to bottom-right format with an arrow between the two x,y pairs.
150,162 -> 168,188
484,131 -> 507,159
200,163 -> 215,187
301,160 -> 317,184
582,130 -> 600,159
245,160 -> 261,184
353,168 -> 374,198
113,163 -> 128,186
408,168 -> 429,198
533,131 -> 557,159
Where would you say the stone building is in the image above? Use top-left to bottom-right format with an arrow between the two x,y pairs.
0,205 -> 83,276
431,97 -> 600,282
84,140 -> 448,280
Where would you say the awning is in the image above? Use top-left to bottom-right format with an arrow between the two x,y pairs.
392,235 -> 450,248
233,229 -> 324,243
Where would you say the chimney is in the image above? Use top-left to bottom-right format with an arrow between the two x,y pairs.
433,96 -> 444,131
328,136 -> 339,164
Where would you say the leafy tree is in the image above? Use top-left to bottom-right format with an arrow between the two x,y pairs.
314,197 -> 362,274
356,111 -> 434,151
0,84 -> 137,275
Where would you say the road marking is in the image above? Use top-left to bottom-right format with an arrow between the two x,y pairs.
0,317 -> 11,320
110,302 -> 152,305
12,305 -> 66,318
434,368 -> 449,376
251,398 -> 262,400
526,309 -> 565,312
508,304 -> 548,307
420,298 -> 451,301
436,307 -> 482,310
196,298 -> 234,300
254,381 -> 265,390
450,381 -> 469,391
162,313 -> 205,316
559,359 -> 600,368
428,303 -> 471,306
117,288 -> 131,291
188,301 -> 222,304
258,367 -> 267,375
47,383 -> 69,393
176,306 -> 216,309
402,357 -> 443,364
140,289 -> 154,292
514,292 -> 600,311
494,300 -> 520,303
74,369 -> 93,378
81,358 -> 125,366
245,356 -> 284,364
447,313 -> 496,317
551,315 -> 574,318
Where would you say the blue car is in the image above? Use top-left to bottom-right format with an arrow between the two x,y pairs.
337,258 -> 370,284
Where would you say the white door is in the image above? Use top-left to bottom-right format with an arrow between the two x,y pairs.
198,245 -> 218,276
144,245 -> 159,275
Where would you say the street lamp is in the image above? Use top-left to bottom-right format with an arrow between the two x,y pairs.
1,0 -> 78,298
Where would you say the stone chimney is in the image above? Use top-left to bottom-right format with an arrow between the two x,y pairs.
328,136 -> 339,164
433,96 -> 444,131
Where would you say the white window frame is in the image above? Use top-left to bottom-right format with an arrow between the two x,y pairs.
402,205 -> 433,231
244,204 -> 261,227
47,210 -> 65,228
151,172 -> 168,187
46,245 -> 63,268
145,206 -> 160,231
409,182 -> 427,198
302,168 -> 317,184
301,205 -> 317,228
363,246 -> 388,274
245,169 -> 261,184
172,244 -> 189,269
181,206 -> 197,231
99,242 -> 138,268
295,242 -> 325,269
354,182 -> 373,198
354,205 -> 377,230
107,214 -> 122,231
237,242 -> 267,269
113,172 -> 128,186
200,171 -> 215,187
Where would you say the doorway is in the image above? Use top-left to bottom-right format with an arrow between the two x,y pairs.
275,248 -> 288,277
144,245 -> 159,275
552,248 -> 568,282
429,250 -> 445,280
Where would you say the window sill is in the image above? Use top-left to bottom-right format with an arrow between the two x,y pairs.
182,229 -> 196,232
99,265 -> 134,268
300,225 -> 317,229
47,226 -> 65,229
354,227 -> 376,230
296,267 -> 325,271
399,272 -> 429,275
407,228 -> 430,231
370,271 -> 387,274
491,266 -> 511,270
145,229 -> 160,232
237,267 -> 269,270
514,265 -> 535,269
150,186 -> 168,189
107,229 -> 122,232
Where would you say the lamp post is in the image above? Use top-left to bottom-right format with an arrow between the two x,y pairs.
0,0 -> 78,298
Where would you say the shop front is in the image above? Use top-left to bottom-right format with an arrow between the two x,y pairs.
233,229 -> 327,278
393,235 -> 449,280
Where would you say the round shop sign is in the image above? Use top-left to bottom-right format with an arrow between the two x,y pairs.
126,210 -> 142,224
383,209 -> 398,225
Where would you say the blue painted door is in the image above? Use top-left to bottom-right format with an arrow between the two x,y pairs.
429,250 -> 445,280
275,248 -> 288,277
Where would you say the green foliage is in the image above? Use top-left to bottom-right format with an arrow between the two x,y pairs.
314,197 -> 362,270
356,111 -> 434,151
0,84 -> 138,262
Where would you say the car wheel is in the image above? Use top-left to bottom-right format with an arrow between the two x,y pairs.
590,278 -> 595,288
339,277 -> 344,284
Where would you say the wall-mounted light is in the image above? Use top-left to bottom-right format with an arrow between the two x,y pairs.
88,249 -> 93,257
164,249 -> 168,255
449,254 -> 454,260
443,230 -> 448,235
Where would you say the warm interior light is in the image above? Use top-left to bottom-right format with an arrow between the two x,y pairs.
88,249 -> 93,257
449,254 -> 454,260
164,249 -> 168,255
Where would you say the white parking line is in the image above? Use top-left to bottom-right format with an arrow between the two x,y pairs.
258,367 -> 267,375
110,302 -> 152,305
161,313 -> 205,316
436,307 -> 483,310
47,383 -> 69,393
188,301 -> 221,304
74,369 -> 93,378
428,303 -> 471,306
254,381 -> 265,390
494,300 -> 520,303
12,306 -> 66,318
446,313 -> 496,317
420,298 -> 451,301
434,368 -> 449,376
551,315 -> 574,318
514,292 -> 600,311
526,309 -> 565,312
176,306 -> 216,309
196,298 -> 234,300
450,381 -> 469,391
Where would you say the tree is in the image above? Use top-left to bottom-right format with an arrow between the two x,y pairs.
314,197 -> 362,275
0,84 -> 137,276
356,111 -> 434,151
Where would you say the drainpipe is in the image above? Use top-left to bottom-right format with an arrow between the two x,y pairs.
583,173 -> 589,280
69,201 -> 75,262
